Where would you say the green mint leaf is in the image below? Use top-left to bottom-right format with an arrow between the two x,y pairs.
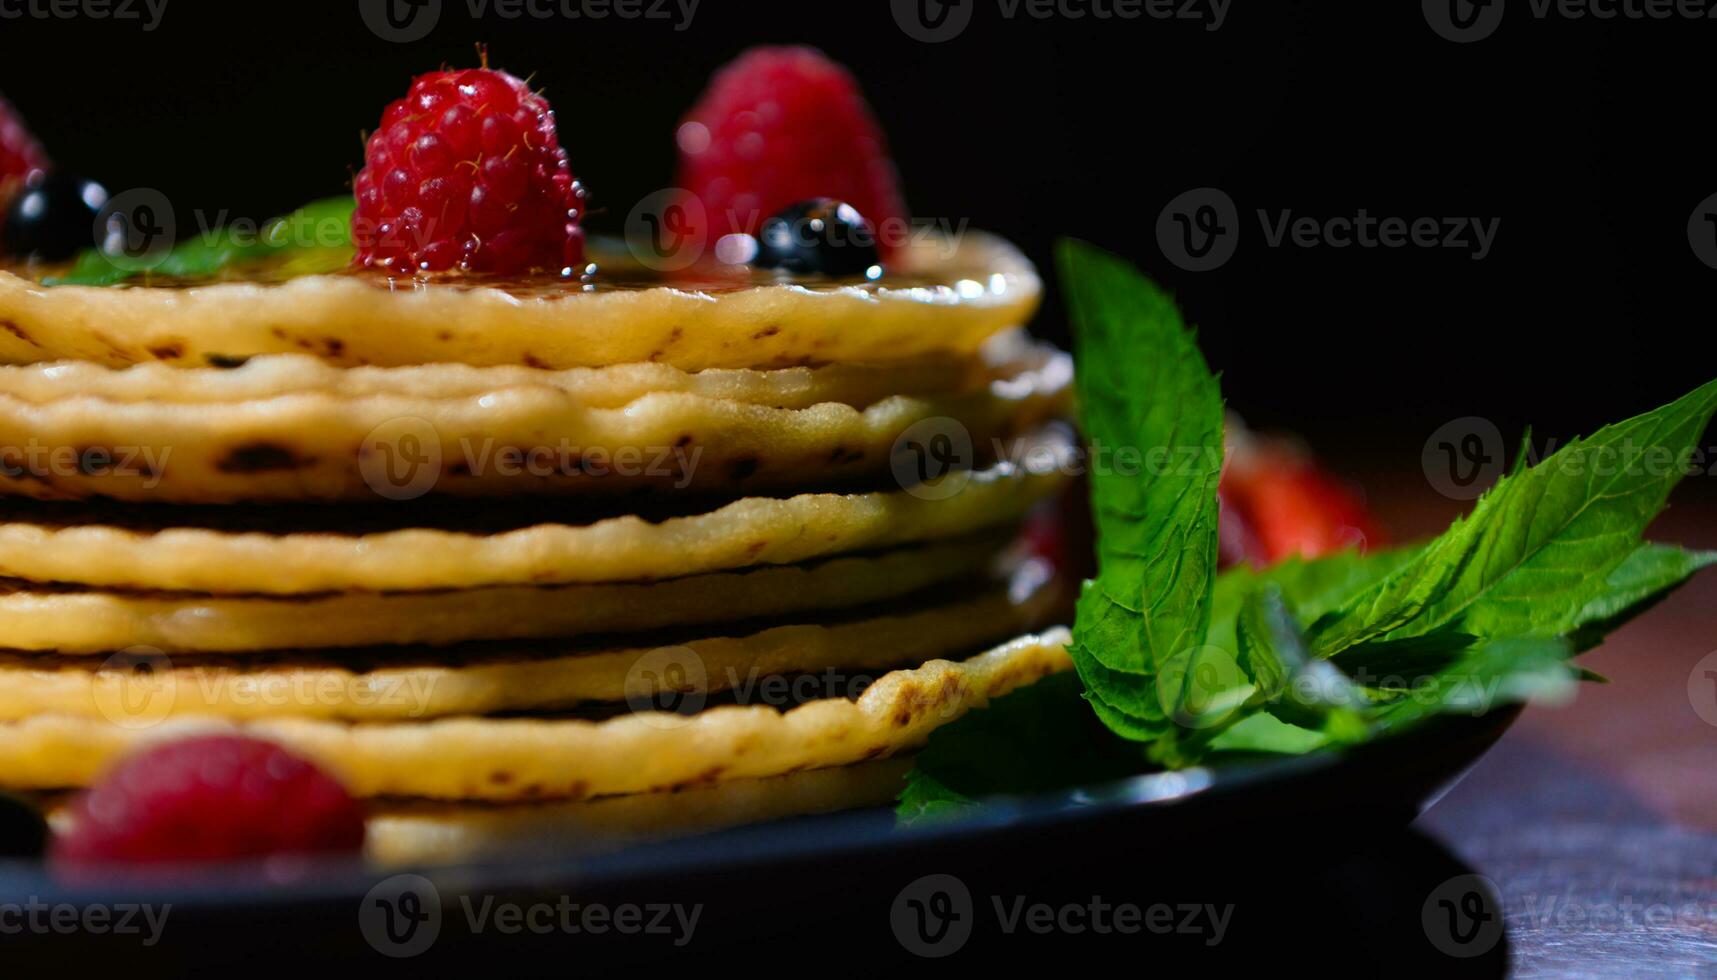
1058,239 -> 1224,744
1332,627 -> 1480,683
44,197 -> 355,287
1368,636 -> 1579,734
894,672 -> 1150,825
1308,379 -> 1717,655
1565,544 -> 1717,650
1208,547 -> 1419,658
1235,583 -> 1368,739
896,769 -> 981,826
1206,712 -> 1332,756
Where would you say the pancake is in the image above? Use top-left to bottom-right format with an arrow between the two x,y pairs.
0,344 -> 1069,503
39,759 -> 914,867
0,342 -> 1005,408
0,568 -> 1058,721
0,232 -> 1038,371
0,534 -> 1008,655
360,759 -> 913,866
0,628 -> 1073,800
0,426 -> 1072,593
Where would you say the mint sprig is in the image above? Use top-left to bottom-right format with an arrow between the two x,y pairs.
1307,378 -> 1717,655
897,242 -> 1717,823
1060,239 -> 1225,752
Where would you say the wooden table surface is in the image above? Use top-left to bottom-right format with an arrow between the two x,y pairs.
1354,464 -> 1717,977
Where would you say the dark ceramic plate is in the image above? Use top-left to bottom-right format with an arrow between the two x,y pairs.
0,706 -> 1520,973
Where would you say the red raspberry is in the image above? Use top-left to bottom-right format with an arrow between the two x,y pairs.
52,736 -> 365,865
0,92 -> 49,236
353,66 -> 586,275
675,46 -> 909,260
1222,439 -> 1387,565
0,92 -> 48,186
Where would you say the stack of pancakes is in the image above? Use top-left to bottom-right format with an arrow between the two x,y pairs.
0,232 -> 1075,863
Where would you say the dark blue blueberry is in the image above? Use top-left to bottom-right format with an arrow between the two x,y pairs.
3,173 -> 108,261
754,198 -> 882,279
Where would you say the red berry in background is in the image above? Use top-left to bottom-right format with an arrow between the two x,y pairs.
1217,485 -> 1266,569
0,92 -> 49,236
1221,436 -> 1387,566
675,46 -> 910,260
353,65 -> 586,275
52,736 -> 365,865
0,93 -> 47,186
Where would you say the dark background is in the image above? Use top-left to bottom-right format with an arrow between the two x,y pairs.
2,0 -> 1712,459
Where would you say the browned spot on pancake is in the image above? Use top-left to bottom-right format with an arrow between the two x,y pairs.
0,320 -> 35,345
728,456 -> 760,482
674,434 -> 694,449
751,324 -> 780,340
745,540 -> 768,557
893,706 -> 915,727
90,332 -> 129,359
520,783 -> 545,799
488,770 -> 515,786
934,676 -> 970,709
828,446 -> 864,464
647,349 -> 665,362
322,338 -> 345,357
521,352 -> 549,370
64,446 -> 154,480
436,330 -> 454,342
566,780 -> 589,801
146,341 -> 185,360
861,746 -> 888,760
217,442 -> 312,473
270,327 -> 289,340
204,353 -> 251,369
448,461 -> 471,477
74,448 -> 115,476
